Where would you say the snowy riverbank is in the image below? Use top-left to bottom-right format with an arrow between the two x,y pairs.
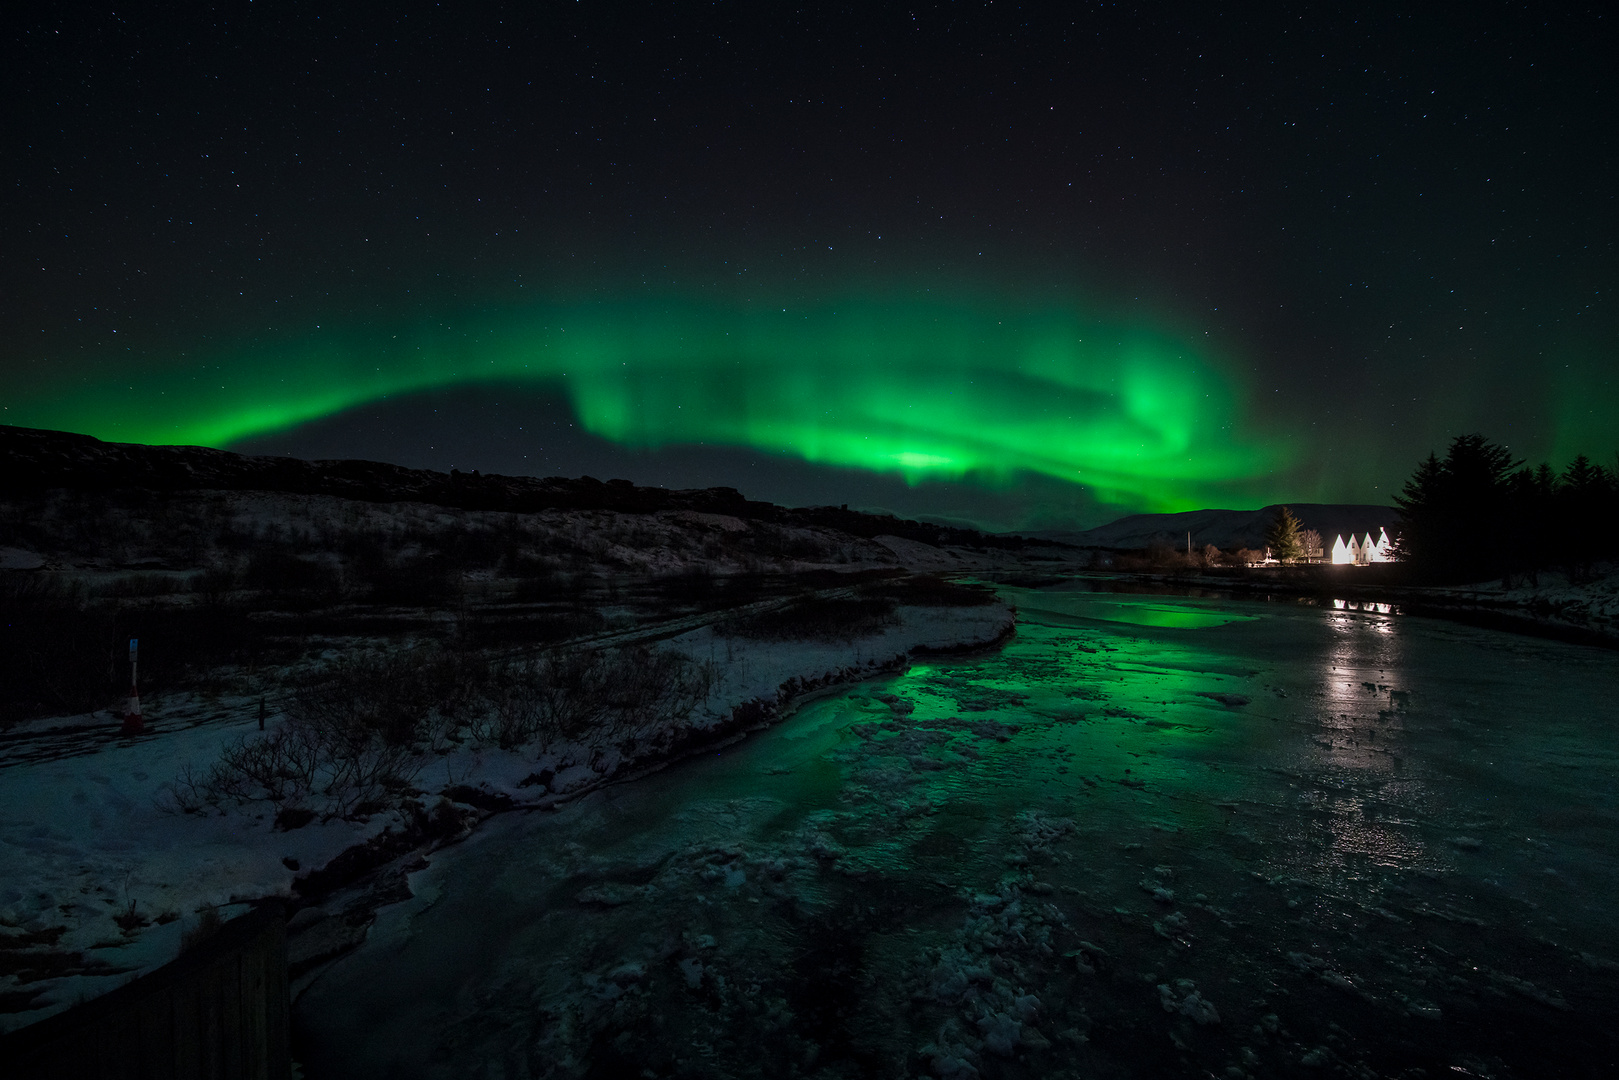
1405,563 -> 1619,643
295,584 -> 1619,1079
0,599 -> 1013,1033
1076,561 -> 1619,648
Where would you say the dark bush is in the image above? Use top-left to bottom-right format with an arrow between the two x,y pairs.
474,646 -> 715,750
0,574 -> 118,723
741,524 -> 839,562
96,572 -> 182,598
507,554 -> 566,602
464,608 -> 606,647
190,565 -> 240,603
0,574 -> 272,724
243,550 -> 341,599
864,574 -> 998,607
426,524 -> 507,569
717,595 -> 899,642
168,643 -> 714,816
657,566 -> 716,605
273,806 -> 317,831
164,645 -> 480,818
362,554 -> 458,605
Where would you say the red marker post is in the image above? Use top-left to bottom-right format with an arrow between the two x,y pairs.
121,638 -> 144,736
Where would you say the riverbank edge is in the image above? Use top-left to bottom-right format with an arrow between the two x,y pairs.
1068,567 -> 1619,651
277,606 -> 1019,997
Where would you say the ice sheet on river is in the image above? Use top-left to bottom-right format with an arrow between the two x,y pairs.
298,586 -> 1619,1078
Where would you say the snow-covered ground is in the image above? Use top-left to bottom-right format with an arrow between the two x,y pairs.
0,691 -> 380,1024
1416,562 -> 1619,640
295,585 -> 1619,1079
0,600 -> 1012,1033
3,477 -> 1080,1035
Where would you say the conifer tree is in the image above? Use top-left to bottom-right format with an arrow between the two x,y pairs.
1558,454 -> 1618,577
1393,435 -> 1519,580
1265,505 -> 1304,563
1395,435 -> 1618,583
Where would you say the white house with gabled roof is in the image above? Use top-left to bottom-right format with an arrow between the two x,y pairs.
1331,527 -> 1393,565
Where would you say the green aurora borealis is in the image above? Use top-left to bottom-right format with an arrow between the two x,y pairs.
9,6 -> 1617,529
9,293 -> 1285,514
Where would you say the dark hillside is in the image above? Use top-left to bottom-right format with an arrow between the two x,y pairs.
0,425 -> 1053,553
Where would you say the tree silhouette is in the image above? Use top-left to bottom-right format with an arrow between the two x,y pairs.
1558,455 -> 1618,578
1503,462 -> 1558,582
1394,434 -> 1618,583
1265,506 -> 1304,563
1393,435 -> 1520,581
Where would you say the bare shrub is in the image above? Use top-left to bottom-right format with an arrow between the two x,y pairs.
169,643 -> 713,817
113,900 -> 149,933
474,659 -> 547,749
160,762 -> 225,815
552,646 -> 715,748
1124,542 -> 1221,571
283,646 -> 479,814
164,645 -> 483,819
473,646 -> 716,751
207,727 -> 322,805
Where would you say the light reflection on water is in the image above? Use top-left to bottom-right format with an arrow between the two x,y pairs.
302,581 -> 1619,1079
962,585 -> 1436,884
1022,599 -> 1257,629
1332,598 -> 1396,614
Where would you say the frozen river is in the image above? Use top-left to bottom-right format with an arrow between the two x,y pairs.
298,582 -> 1619,1078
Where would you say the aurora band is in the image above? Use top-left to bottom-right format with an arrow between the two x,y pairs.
6,293 -> 1285,513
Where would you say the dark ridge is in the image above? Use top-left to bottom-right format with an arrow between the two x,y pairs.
0,425 -> 1054,551
0,424 -> 769,517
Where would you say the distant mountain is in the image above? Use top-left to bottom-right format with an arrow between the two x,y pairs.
1032,503 -> 1398,551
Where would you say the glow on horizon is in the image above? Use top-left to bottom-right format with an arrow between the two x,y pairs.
6,293 -> 1287,512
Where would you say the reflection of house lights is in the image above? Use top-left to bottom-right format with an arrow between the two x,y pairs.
1332,598 -> 1395,614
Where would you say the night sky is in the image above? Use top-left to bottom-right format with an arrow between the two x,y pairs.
5,4 -> 1614,530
